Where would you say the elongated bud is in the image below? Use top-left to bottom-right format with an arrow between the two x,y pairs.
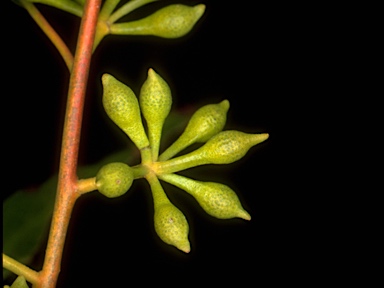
147,174 -> 190,253
154,203 -> 190,253
110,4 -> 205,38
140,68 -> 172,160
102,74 -> 149,149
159,100 -> 230,161
160,174 -> 251,220
200,131 -> 269,164
96,162 -> 134,198
155,131 -> 269,174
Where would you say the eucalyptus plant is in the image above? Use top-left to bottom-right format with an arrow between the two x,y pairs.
3,1 -> 268,287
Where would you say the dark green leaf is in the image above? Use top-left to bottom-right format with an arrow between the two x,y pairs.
3,176 -> 57,280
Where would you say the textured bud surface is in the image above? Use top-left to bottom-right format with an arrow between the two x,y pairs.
96,162 -> 134,198
102,74 -> 149,149
154,203 -> 190,253
192,100 -> 230,143
147,173 -> 191,252
140,68 -> 172,124
201,131 -> 269,164
159,100 -> 229,161
140,68 -> 172,159
154,131 -> 269,174
110,4 -> 205,38
160,174 -> 251,220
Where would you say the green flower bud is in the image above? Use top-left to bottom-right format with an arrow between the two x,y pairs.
155,131 -> 269,174
199,131 -> 269,164
160,173 -> 251,220
158,100 -> 230,161
110,4 -> 205,38
154,203 -> 190,253
139,68 -> 172,160
147,174 -> 190,253
102,74 -> 149,150
96,162 -> 134,198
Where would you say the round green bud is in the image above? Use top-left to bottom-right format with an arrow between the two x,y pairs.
110,4 -> 206,38
154,203 -> 190,253
96,162 -> 134,198
159,100 -> 230,161
102,74 -> 149,150
160,174 -> 251,220
139,68 -> 172,160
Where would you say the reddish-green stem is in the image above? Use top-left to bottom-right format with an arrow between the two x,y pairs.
37,1 -> 101,287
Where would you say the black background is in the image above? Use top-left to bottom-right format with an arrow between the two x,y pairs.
3,0 -> 304,286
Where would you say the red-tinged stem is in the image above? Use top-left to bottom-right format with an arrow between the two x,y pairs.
37,1 -> 101,287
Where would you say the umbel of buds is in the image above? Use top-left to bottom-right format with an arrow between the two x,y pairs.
98,68 -> 268,252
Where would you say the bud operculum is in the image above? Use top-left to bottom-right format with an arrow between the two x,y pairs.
110,4 -> 205,39
160,173 -> 251,220
200,131 -> 269,164
102,74 -> 149,150
140,68 -> 172,160
154,203 -> 190,253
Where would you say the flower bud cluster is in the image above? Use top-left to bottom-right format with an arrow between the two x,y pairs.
97,69 -> 268,252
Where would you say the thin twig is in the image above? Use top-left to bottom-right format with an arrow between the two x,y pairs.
20,0 -> 74,70
2,254 -> 40,285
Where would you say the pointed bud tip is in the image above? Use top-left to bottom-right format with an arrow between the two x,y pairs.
101,73 -> 112,84
181,246 -> 191,253
101,74 -> 120,87
176,240 -> 191,253
194,4 -> 206,16
261,133 -> 269,142
148,68 -> 155,76
251,133 -> 269,145
219,99 -> 230,111
238,210 -> 251,221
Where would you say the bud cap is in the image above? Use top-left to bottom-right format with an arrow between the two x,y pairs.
154,203 -> 190,253
102,74 -> 149,149
140,68 -> 172,159
201,131 -> 269,164
110,4 -> 206,38
160,173 -> 251,220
